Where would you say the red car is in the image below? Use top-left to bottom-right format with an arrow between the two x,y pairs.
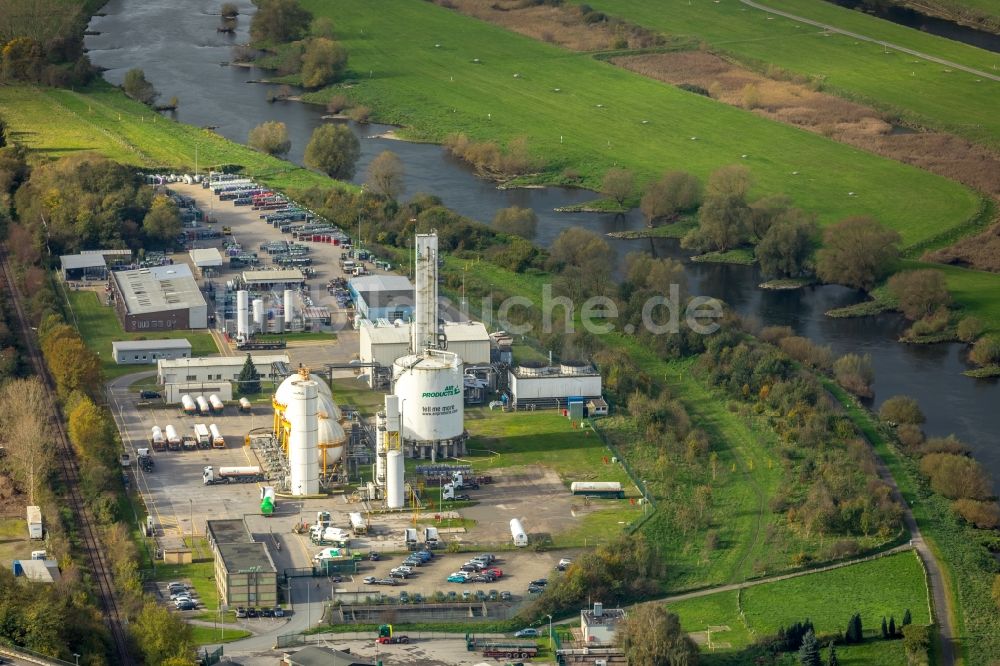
488,568 -> 503,578
376,635 -> 410,644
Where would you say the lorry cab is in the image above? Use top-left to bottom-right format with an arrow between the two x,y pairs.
202,466 -> 215,484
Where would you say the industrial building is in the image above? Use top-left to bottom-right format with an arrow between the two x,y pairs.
206,519 -> 277,608
59,249 -> 131,281
359,319 -> 491,386
580,603 -> 626,644
189,247 -> 224,275
12,559 -> 61,584
110,264 -> 208,331
349,275 -> 414,321
241,269 -> 306,291
156,354 -> 289,385
112,339 -> 192,364
508,362 -> 603,410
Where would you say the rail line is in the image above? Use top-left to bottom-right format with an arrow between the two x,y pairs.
0,247 -> 133,664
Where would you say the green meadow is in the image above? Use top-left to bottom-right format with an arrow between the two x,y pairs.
299,0 -> 980,248
577,0 -> 1000,146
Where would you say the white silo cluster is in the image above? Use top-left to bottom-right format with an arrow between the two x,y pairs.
373,395 -> 405,509
392,232 -> 467,461
236,290 -> 250,341
272,367 -> 346,496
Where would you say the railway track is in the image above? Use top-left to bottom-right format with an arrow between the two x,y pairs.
0,247 -> 133,664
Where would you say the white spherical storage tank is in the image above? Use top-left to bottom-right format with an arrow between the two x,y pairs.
318,416 -> 346,464
393,350 -> 464,442
286,379 -> 320,496
386,449 -> 405,509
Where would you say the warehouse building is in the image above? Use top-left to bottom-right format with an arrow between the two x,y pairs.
508,361 -> 602,410
241,269 -> 306,291
156,354 -> 289,385
60,249 -> 132,281
206,519 -> 277,608
359,319 -> 491,387
111,264 -> 208,331
112,339 -> 192,364
349,275 -> 414,321
189,248 -> 224,276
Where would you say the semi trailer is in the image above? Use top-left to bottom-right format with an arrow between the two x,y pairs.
202,465 -> 263,485
209,423 -> 225,448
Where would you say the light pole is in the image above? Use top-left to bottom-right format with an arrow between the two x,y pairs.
73,654 -> 80,666
546,614 -> 553,649
189,498 -> 194,540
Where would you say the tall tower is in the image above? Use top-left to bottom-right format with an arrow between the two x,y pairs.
412,232 -> 441,353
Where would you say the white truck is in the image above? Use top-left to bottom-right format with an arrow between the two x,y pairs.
208,394 -> 225,413
180,394 -> 197,415
165,425 -> 182,450
510,518 -> 528,547
202,465 -> 263,485
195,395 -> 211,415
403,527 -> 418,550
27,505 -> 43,540
349,511 -> 368,536
311,525 -> 350,546
424,526 -> 440,549
193,423 -> 211,447
209,423 -> 225,448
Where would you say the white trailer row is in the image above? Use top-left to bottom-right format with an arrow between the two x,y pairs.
180,393 -> 226,415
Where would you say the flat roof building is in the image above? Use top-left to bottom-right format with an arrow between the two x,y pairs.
508,362 -> 602,410
12,559 -> 61,584
112,339 -> 191,365
359,320 -> 491,387
60,254 -> 108,281
110,264 -> 208,331
348,275 -> 414,321
581,603 -> 626,644
189,248 -> 224,273
157,354 -> 289,386
242,269 -> 306,290
206,519 -> 277,609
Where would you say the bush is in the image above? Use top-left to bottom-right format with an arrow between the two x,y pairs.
952,499 -> 1000,529
250,0 -> 312,43
887,269 -> 952,320
895,424 -> 925,452
248,120 -> 291,157
300,37 -> 348,89
348,105 -> 371,123
968,334 -> 1000,367
122,68 -> 158,105
492,206 -> 538,239
833,353 -> 874,398
778,336 -> 833,370
325,94 -> 351,114
304,123 -> 360,179
956,316 -> 984,343
918,435 -> 970,457
879,395 -> 924,425
919,453 -> 992,500
816,217 -> 900,291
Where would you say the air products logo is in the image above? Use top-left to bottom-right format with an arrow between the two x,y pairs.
422,385 -> 461,398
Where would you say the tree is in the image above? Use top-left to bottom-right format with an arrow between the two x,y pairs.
142,194 -> 182,245
756,214 -> 818,278
707,164 -> 752,199
122,68 -> 158,105
901,624 -> 930,666
300,37 -> 348,89
310,16 -> 336,39
902,609 -> 912,627
799,629 -> 821,666
881,616 -> 889,639
248,121 -> 291,157
879,395 -> 925,425
748,193 -> 792,241
0,378 -> 51,505
816,217 -> 900,291
919,453 -> 992,500
250,0 -> 312,43
616,604 -> 699,666
844,614 -> 863,644
968,334 -> 1000,367
888,616 -> 897,638
304,123 -> 360,180
693,194 -> 750,252
956,316 -> 984,343
236,354 -> 261,395
601,167 -> 635,208
887,270 -> 951,320
1,37 -> 45,82
833,353 -> 874,398
548,227 -> 613,297
492,206 -> 537,239
131,600 -> 195,664
827,642 -> 839,666
366,150 -> 405,200
640,170 -> 701,224
220,2 -> 239,18
68,396 -> 113,462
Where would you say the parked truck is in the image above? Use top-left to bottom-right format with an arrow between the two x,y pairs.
193,423 -> 211,447
465,634 -> 537,659
202,465 -> 263,485
180,394 -> 197,415
209,423 -> 225,448
260,486 -> 276,516
424,526 -> 440,549
349,511 -> 368,536
27,505 -> 42,540
195,395 -> 211,415
208,394 -> 224,413
137,447 -> 154,472
165,425 -> 182,451
569,481 -> 624,498
238,397 -> 252,413
311,526 -> 350,546
510,518 -> 528,547
150,426 -> 166,452
404,527 -> 418,550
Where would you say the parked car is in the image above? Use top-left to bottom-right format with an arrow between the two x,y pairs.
140,390 -> 161,400
171,595 -> 193,605
261,607 -> 274,618
166,581 -> 185,591
530,578 -> 548,587
329,574 -> 343,583
369,552 -> 381,561
246,607 -> 258,618
413,592 -> 425,603
375,578 -> 397,586
389,570 -> 409,579
363,576 -> 377,584
399,591 -> 410,604
500,591 -> 512,601
175,600 -> 196,611
235,607 -> 247,618
488,568 -> 504,578
527,585 -> 544,594
514,628 -> 539,638
475,590 -> 487,600
273,607 -> 285,617
557,558 -> 572,570
394,565 -> 413,574
447,574 -> 468,583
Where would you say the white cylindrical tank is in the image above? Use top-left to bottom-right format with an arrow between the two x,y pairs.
318,417 -> 346,464
180,394 -> 196,414
239,397 -> 252,412
286,379 -> 320,496
284,289 -> 295,327
510,518 -> 528,547
393,350 -> 464,442
236,290 -> 249,340
386,450 -> 405,509
195,395 -> 210,414
209,423 -> 223,441
252,298 -> 264,333
208,394 -> 224,413
164,424 -> 180,444
151,426 -> 164,444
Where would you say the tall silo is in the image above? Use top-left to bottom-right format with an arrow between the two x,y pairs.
286,378 -> 319,496
236,290 -> 249,341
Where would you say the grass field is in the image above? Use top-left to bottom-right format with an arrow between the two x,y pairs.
299,0 -> 980,248
65,289 -> 218,380
189,625 -> 251,645
668,551 -> 929,657
152,559 -> 220,611
0,83 -> 338,192
576,0 -> 1000,147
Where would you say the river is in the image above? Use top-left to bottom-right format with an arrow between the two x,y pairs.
85,0 -> 1000,490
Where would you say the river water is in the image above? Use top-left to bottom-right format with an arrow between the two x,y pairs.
85,0 -> 999,490
829,0 -> 1000,53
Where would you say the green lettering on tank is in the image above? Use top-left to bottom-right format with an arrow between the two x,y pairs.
421,385 -> 461,398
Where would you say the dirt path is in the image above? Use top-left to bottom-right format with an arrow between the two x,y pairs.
740,0 -> 1000,82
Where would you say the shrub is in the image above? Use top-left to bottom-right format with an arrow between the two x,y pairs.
834,353 -> 875,398
968,334 -> 1000,367
919,453 -> 992,500
348,105 -> 371,123
956,316 -> 985,343
879,395 -> 924,425
887,269 -> 952,320
248,121 -> 291,156
300,37 -> 348,89
918,435 -> 970,457
895,424 -> 925,452
325,94 -> 351,114
778,336 -> 833,370
816,217 -> 900,291
952,499 -> 1000,529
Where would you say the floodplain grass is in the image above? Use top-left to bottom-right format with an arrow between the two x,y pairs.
573,0 -> 1000,148
0,83 -> 338,192
298,0 -> 980,247
64,290 -> 219,380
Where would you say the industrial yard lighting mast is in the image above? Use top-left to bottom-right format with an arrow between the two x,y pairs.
547,614 -> 553,648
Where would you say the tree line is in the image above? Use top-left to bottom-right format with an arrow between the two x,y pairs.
0,0 -> 95,88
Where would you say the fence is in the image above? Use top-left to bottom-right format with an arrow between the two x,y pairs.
588,418 -> 657,535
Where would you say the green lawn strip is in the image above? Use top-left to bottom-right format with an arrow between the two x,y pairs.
823,380 -> 1000,665
64,290 -> 219,380
691,248 -> 756,265
150,560 -> 220,612
698,639 -> 908,665
189,625 -> 251,645
299,0 -> 980,246
907,260 -> 1000,333
574,0 -> 1000,147
664,590 -> 754,649
0,83 -> 340,192
330,378 -> 389,417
